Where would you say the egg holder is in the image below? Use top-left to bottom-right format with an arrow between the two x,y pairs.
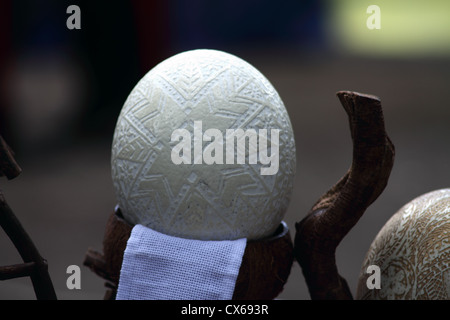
84,91 -> 396,300
84,206 -> 294,300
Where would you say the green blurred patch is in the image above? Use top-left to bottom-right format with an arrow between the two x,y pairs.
329,0 -> 450,57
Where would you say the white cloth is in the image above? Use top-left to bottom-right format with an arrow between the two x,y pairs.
116,224 -> 247,300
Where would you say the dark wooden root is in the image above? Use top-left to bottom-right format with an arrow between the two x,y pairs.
294,91 -> 395,300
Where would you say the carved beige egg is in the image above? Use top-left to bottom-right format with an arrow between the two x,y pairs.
357,188 -> 450,300
111,49 -> 296,241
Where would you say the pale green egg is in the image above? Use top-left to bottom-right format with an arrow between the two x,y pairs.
111,49 -> 296,240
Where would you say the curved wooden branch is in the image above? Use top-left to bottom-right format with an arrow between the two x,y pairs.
0,135 -> 21,180
294,91 -> 395,299
0,135 -> 57,300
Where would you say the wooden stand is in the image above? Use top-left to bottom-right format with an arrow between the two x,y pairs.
84,206 -> 294,300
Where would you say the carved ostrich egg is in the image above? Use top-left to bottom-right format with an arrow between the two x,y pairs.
357,188 -> 450,299
111,49 -> 296,240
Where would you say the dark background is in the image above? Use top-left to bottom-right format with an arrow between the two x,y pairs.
0,0 -> 449,299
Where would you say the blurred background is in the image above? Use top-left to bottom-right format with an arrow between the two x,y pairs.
0,0 -> 449,299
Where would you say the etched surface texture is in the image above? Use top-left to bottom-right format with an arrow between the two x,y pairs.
357,188 -> 450,299
111,49 -> 296,240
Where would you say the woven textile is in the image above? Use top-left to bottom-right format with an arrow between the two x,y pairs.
116,224 -> 247,300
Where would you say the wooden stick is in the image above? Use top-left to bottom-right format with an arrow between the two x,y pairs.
0,135 -> 21,180
0,135 -> 57,300
294,91 -> 395,299
83,248 -> 112,282
0,262 -> 36,280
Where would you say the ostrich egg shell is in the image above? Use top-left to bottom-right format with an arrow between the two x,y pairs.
356,188 -> 450,300
111,49 -> 296,240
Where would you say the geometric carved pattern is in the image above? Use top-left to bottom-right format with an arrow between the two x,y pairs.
357,188 -> 450,299
111,49 -> 296,240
